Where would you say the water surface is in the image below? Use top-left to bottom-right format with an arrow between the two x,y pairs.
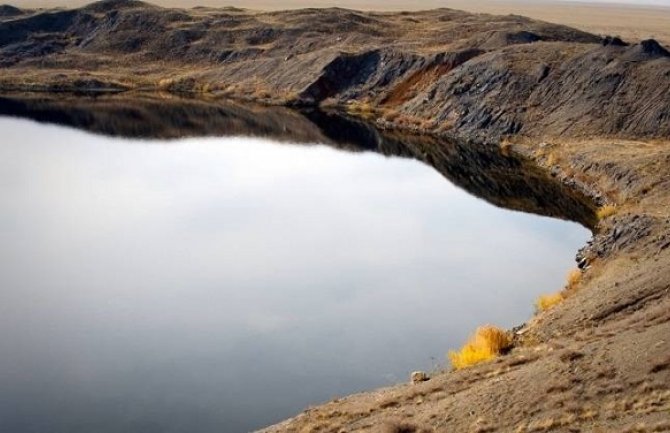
0,105 -> 590,433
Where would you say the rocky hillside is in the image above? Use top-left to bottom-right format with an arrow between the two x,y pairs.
2,0 -> 669,144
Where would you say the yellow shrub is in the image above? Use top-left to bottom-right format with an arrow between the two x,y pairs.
449,343 -> 496,369
449,325 -> 512,370
536,292 -> 564,312
596,204 -> 617,220
346,101 -> 373,113
566,268 -> 582,291
534,268 -> 583,314
345,101 -> 376,120
474,325 -> 512,353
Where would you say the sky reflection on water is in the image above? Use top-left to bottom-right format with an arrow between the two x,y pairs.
0,117 -> 590,433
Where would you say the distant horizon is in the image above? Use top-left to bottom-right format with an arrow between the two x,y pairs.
560,0 -> 670,6
5,0 -> 670,9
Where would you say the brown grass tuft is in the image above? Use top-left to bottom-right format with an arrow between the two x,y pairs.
565,268 -> 582,291
535,292 -> 565,312
448,325 -> 512,370
535,268 -> 583,314
596,203 -> 617,220
345,100 -> 375,118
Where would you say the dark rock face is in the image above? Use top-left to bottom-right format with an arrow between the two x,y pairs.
640,39 -> 670,56
0,4 -> 22,16
480,30 -> 542,50
300,50 -> 385,101
578,213 -> 655,263
81,0 -> 156,13
399,42 -> 670,141
0,10 -> 80,46
602,35 -> 628,47
620,39 -> 670,61
299,50 -> 433,102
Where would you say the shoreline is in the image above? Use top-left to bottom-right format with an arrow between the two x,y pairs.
256,124 -> 670,433
4,88 -> 668,432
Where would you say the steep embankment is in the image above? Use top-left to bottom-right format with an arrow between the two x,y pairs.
1,1 -> 669,432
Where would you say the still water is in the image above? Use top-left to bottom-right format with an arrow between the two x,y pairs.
0,113 -> 590,433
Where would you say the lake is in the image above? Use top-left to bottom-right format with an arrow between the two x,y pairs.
0,96 -> 592,433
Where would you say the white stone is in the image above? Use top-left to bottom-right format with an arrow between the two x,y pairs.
410,371 -> 428,384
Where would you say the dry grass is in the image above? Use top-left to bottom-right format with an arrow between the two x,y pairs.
545,151 -> 559,166
345,100 -> 375,118
156,74 -> 219,93
499,137 -> 513,156
535,292 -> 565,312
597,204 -> 618,220
535,268 -> 583,314
565,268 -> 582,292
449,325 -> 512,370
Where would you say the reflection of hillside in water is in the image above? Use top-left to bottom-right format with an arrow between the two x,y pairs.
0,93 -> 596,229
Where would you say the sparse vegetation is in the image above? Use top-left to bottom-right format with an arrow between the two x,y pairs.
345,100 -> 375,118
545,151 -> 558,166
449,325 -> 512,370
500,138 -> 513,156
597,203 -> 618,220
535,268 -> 583,313
536,292 -> 565,312
565,268 -> 582,292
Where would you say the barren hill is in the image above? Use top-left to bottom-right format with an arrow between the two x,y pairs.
2,0 -> 669,144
